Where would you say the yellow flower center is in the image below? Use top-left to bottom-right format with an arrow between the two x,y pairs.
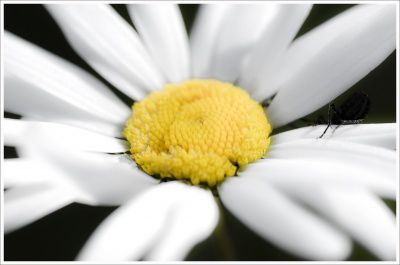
124,80 -> 272,187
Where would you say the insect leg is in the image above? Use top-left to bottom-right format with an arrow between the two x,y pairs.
332,124 -> 341,134
319,103 -> 335,138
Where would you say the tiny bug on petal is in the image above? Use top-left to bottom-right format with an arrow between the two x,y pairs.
317,92 -> 370,138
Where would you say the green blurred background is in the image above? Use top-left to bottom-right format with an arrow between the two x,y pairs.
4,4 -> 396,261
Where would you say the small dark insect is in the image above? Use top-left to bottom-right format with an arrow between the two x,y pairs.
316,92 -> 370,138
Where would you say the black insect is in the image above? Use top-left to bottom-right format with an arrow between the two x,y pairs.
316,92 -> 370,138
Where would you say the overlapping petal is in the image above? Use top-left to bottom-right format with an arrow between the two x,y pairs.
4,183 -> 77,233
241,156 -> 395,200
128,4 -> 190,83
239,4 -> 312,96
4,32 -> 130,136
210,4 -> 279,83
22,150 -> 157,206
6,154 -> 155,208
268,139 -> 396,183
220,177 -> 352,260
190,4 -> 230,78
281,186 -> 396,260
46,4 -> 165,100
267,4 -> 396,127
4,118 -> 127,153
4,118 -> 156,207
191,4 -> 280,83
272,123 -> 396,149
4,159 -> 52,188
78,182 -> 218,261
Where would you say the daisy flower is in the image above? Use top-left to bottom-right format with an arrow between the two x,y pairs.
2,2 -> 397,262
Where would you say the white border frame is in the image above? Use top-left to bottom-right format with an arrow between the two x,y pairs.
0,1 -> 399,264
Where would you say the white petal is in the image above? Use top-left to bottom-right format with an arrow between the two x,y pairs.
283,186 -> 396,260
241,158 -> 395,199
220,177 -> 351,260
272,124 -> 396,149
267,4 -> 396,127
21,150 -> 157,206
4,32 -> 130,136
210,4 -> 280,83
144,186 -> 218,261
78,182 -> 218,261
4,118 -> 128,153
128,4 -> 190,83
268,139 -> 396,184
5,184 -> 76,233
190,4 -> 230,78
4,159 -> 50,188
54,119 -> 124,137
239,4 -> 312,96
5,148 -> 155,207
46,4 -> 165,99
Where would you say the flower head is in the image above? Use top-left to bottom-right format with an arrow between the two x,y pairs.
3,2 -> 397,262
124,79 -> 271,186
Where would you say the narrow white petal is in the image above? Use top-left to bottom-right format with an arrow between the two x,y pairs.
210,4 -> 280,83
78,182 -> 218,261
267,4 -> 396,127
4,159 -> 50,188
46,4 -> 165,99
272,124 -> 396,149
4,119 -> 128,153
269,139 -> 396,185
54,119 -> 123,137
284,186 -> 396,260
5,148 -> 155,207
242,158 -> 395,199
239,4 -> 312,96
128,4 -> 190,83
144,185 -> 218,261
190,4 -> 230,78
19,150 -> 157,206
4,32 -> 130,136
220,177 -> 351,260
5,184 -> 76,233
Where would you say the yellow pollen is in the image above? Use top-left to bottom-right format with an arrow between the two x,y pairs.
123,80 -> 272,187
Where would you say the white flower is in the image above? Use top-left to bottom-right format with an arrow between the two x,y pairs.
3,3 -> 397,262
